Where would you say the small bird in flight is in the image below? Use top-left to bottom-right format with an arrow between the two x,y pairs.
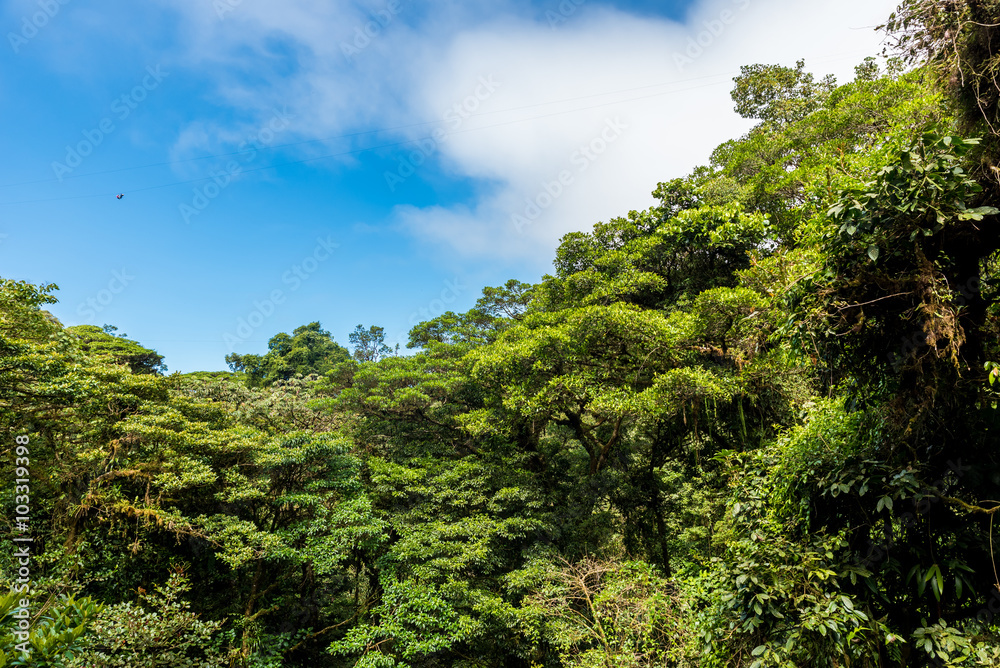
116,194 -> 124,200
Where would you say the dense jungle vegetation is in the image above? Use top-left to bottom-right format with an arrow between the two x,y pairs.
4,2 -> 1000,666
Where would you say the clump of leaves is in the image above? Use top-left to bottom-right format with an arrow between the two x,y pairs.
0,591 -> 102,667
67,570 -> 226,668
526,556 -> 692,667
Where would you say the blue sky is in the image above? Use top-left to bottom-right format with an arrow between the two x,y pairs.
0,0 -> 897,372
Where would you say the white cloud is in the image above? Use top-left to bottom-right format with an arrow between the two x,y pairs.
165,0 -> 900,260
391,0 -> 898,260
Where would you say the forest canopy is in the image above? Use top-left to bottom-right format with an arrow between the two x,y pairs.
3,4 -> 1000,666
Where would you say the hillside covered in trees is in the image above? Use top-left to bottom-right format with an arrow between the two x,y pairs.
4,2 -> 1000,666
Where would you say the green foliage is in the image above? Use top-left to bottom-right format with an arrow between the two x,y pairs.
328,454 -> 543,666
349,324 -> 396,362
6,35 -> 1000,668
544,203 -> 769,311
0,591 -> 102,667
406,280 -> 534,350
800,127 -> 1000,412
693,431 -> 885,668
710,62 -> 944,238
67,324 -> 167,375
731,59 -> 836,126
526,557 -> 691,667
67,571 -> 226,667
827,131 -> 996,250
690,287 -> 768,357
227,322 -> 350,387
884,0 -> 1000,160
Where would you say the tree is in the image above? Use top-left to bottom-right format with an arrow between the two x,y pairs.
731,59 -> 836,126
67,325 -> 166,375
226,322 -> 349,386
884,0 -> 1000,145
348,324 -> 395,362
407,280 -> 536,349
